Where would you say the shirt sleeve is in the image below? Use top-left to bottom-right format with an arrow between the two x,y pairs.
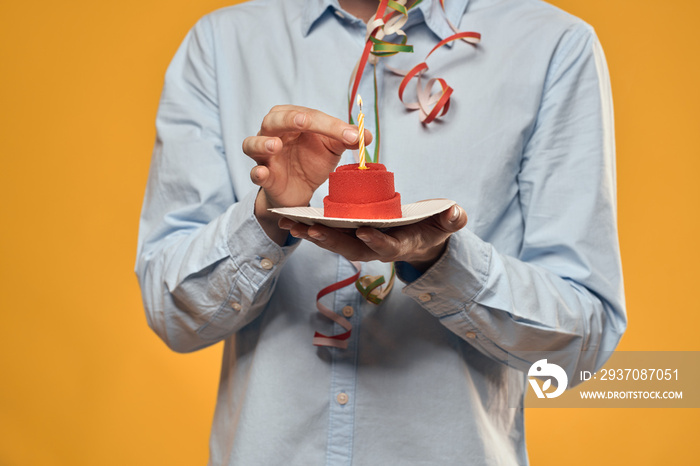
401,25 -> 626,382
135,16 -> 298,353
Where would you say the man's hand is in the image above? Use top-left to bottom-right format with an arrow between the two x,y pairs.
279,205 -> 468,272
243,105 -> 371,244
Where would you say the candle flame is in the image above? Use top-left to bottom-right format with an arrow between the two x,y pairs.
357,94 -> 363,111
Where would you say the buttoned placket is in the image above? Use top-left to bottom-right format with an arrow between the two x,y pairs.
325,256 -> 363,466
324,8 -> 394,466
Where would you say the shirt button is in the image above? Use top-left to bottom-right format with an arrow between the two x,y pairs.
342,306 -> 354,318
260,258 -> 274,270
418,293 -> 432,302
465,332 -> 477,339
230,302 -> 242,311
336,392 -> 349,405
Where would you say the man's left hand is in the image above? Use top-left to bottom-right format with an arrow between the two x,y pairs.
279,205 -> 468,272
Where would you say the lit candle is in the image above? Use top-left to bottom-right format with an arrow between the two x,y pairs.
357,94 -> 368,170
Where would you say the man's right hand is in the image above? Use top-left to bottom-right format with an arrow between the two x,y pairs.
242,105 -> 371,244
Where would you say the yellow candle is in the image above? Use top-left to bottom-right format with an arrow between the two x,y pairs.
357,94 -> 368,170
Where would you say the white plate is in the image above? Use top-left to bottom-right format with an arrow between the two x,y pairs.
269,199 -> 456,229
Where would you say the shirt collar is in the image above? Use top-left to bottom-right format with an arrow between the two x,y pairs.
301,0 -> 471,41
415,0 -> 471,41
301,0 -> 335,36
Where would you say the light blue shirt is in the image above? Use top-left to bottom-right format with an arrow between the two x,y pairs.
136,0 -> 626,464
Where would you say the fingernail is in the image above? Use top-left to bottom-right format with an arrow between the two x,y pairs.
343,129 -> 359,143
308,230 -> 326,241
265,139 -> 275,152
294,113 -> 306,127
450,206 -> 459,222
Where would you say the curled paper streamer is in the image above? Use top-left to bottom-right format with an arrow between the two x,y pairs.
355,264 -> 396,305
390,31 -> 481,123
348,0 -> 410,124
312,263 -> 360,349
313,262 -> 396,349
348,0 -> 481,127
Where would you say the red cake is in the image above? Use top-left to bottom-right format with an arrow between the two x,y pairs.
323,163 -> 402,219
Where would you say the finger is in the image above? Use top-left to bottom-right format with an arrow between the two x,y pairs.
288,222 -> 310,240
436,205 -> 468,233
306,224 -> 376,262
354,227 -> 403,259
276,218 -> 312,240
350,128 -> 375,151
260,106 -> 372,150
242,135 -> 280,163
262,105 -> 375,148
278,217 -> 296,231
353,206 -> 467,263
250,165 -> 275,191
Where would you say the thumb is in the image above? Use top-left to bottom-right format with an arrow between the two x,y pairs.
439,205 -> 468,233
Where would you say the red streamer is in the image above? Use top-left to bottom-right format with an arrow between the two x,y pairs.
312,263 -> 361,349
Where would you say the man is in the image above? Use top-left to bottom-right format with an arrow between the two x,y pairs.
136,0 -> 626,463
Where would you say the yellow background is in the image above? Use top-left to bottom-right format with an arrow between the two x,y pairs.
1,0 -> 698,464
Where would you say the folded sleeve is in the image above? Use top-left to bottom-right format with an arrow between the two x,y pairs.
402,25 -> 626,382
135,16 -> 298,353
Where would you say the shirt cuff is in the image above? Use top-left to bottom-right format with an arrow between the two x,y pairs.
394,261 -> 424,284
224,188 -> 299,265
401,229 -> 492,319
196,189 -> 299,339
